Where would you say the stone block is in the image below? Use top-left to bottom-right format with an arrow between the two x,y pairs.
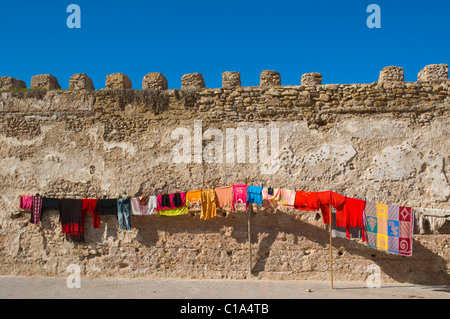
417,64 -> 449,83
181,73 -> 205,90
105,73 -> 132,89
0,76 -> 27,91
69,73 -> 95,90
142,72 -> 168,90
222,71 -> 241,88
30,74 -> 61,90
301,72 -> 322,86
260,70 -> 281,87
378,66 -> 404,83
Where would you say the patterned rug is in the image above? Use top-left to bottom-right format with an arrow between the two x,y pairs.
365,202 -> 414,257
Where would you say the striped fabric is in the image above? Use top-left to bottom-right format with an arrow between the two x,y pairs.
30,196 -> 43,224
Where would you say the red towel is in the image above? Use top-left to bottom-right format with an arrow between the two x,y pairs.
342,197 -> 367,242
294,191 -> 319,211
82,199 -> 99,228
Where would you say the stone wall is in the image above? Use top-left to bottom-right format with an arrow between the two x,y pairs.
0,65 -> 449,284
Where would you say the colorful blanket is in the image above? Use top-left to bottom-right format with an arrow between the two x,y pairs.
365,202 -> 414,257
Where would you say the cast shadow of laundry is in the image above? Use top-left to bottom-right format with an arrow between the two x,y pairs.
39,212 -> 121,247
238,206 -> 450,286
103,206 -> 449,286
41,205 -> 449,286
83,214 -> 120,245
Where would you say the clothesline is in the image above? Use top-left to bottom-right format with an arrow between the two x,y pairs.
18,184 -> 415,257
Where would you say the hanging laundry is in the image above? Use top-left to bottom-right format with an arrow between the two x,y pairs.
81,199 -> 99,228
201,189 -> 216,220
30,196 -> 43,224
156,192 -> 187,211
160,193 -> 171,208
262,187 -> 280,209
232,184 -> 248,211
247,185 -> 263,206
330,208 -> 363,239
139,194 -> 149,204
19,195 -> 33,210
186,190 -> 202,208
60,198 -> 85,241
365,202 -> 414,257
414,207 -> 450,234
96,199 -> 118,216
157,206 -> 188,216
173,192 -> 183,207
214,186 -> 233,208
117,198 -> 131,231
317,191 -> 346,224
341,197 -> 367,242
41,197 -> 62,219
130,195 -> 157,216
277,188 -> 296,207
423,216 -> 447,232
294,191 -> 319,211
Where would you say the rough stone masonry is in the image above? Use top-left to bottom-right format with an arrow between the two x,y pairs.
0,64 -> 449,285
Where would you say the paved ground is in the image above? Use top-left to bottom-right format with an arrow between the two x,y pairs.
0,276 -> 448,299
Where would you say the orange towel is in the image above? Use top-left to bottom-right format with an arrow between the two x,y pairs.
186,190 -> 202,208
214,186 -> 233,208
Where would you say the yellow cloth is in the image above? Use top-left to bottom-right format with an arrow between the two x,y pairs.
376,203 -> 388,237
157,206 -> 188,216
201,189 -> 216,220
375,203 -> 388,249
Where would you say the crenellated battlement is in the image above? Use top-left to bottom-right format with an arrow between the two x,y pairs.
1,64 -> 448,92
1,64 -> 448,129
1,65 -> 449,130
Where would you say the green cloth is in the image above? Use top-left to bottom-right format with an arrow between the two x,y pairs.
157,205 -> 188,216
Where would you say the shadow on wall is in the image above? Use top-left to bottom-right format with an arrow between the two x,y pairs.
40,206 -> 449,285
90,88 -> 198,113
246,208 -> 449,285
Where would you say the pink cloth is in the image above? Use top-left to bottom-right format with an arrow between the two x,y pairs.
278,189 -> 296,207
156,192 -> 186,211
262,187 -> 280,208
232,184 -> 248,211
20,195 -> 33,210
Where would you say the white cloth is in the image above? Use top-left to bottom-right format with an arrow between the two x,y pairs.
130,196 -> 157,216
425,216 -> 448,232
414,207 -> 450,233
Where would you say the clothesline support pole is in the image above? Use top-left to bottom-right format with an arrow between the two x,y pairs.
248,202 -> 252,277
329,205 -> 334,289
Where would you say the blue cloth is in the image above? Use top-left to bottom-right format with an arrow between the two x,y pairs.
117,198 -> 131,231
246,185 -> 263,206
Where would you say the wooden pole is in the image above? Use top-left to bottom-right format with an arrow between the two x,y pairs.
246,178 -> 252,277
329,205 -> 334,289
248,202 -> 252,277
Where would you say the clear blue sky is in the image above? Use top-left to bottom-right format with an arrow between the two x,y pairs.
0,0 -> 448,89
